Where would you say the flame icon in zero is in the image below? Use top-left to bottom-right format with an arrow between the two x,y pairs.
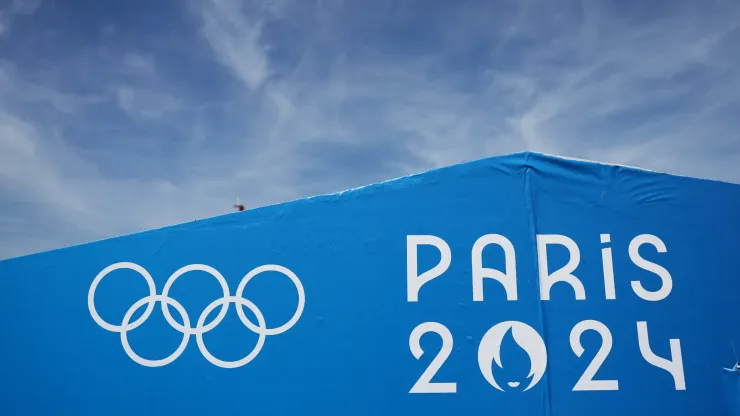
477,321 -> 548,392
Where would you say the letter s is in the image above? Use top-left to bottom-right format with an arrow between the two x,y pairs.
629,234 -> 672,301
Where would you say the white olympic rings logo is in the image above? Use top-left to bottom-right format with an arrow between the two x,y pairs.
87,262 -> 305,369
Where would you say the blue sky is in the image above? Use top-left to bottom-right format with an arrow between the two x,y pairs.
0,0 -> 738,259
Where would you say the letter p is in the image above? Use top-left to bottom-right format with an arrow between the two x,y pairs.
407,235 -> 451,302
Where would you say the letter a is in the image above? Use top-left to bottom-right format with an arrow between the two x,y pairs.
472,234 -> 517,301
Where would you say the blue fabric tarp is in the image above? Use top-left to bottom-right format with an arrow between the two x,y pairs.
1,152 -> 739,414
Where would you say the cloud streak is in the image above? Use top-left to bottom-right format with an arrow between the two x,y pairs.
0,0 -> 40,37
0,0 -> 739,259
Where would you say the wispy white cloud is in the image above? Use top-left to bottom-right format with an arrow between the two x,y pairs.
116,86 -> 183,119
0,0 -> 738,259
198,0 -> 271,90
0,0 -> 41,37
122,53 -> 156,75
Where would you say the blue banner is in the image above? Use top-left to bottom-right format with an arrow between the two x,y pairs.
1,152 -> 739,414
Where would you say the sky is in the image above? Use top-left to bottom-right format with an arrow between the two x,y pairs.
0,0 -> 739,260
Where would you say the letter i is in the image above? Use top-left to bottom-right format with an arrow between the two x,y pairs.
601,234 -> 616,300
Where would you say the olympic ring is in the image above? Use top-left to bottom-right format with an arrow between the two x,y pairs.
87,262 -> 305,368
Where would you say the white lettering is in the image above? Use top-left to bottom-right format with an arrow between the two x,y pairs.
409,322 -> 456,393
571,320 -> 618,391
537,234 -> 586,300
636,321 -> 685,390
407,235 -> 451,302
629,235 -> 673,301
601,234 -> 616,300
472,234 -> 518,301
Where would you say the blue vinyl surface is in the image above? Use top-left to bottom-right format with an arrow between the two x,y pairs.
1,152 -> 739,415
